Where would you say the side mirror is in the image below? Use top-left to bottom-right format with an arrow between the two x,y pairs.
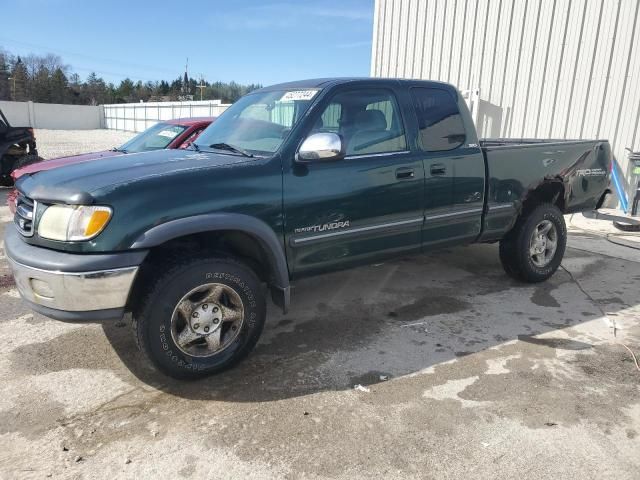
297,133 -> 344,162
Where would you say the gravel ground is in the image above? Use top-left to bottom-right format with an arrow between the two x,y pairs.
0,132 -> 638,479
34,129 -> 135,159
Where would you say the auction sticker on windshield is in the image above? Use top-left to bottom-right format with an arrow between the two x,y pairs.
280,90 -> 318,101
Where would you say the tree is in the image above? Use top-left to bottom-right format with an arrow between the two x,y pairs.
158,80 -> 170,95
0,51 -> 10,100
10,57 -> 28,101
83,72 -> 110,105
31,65 -> 51,103
116,78 -> 135,102
50,68 -> 69,104
0,46 -> 261,105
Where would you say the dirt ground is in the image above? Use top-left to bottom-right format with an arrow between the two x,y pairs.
0,131 -> 639,479
34,129 -> 135,159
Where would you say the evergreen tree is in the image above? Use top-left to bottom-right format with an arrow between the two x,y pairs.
0,51 -> 10,100
50,67 -> 69,104
32,66 -> 51,103
10,57 -> 28,101
116,78 -> 135,102
0,47 -> 261,105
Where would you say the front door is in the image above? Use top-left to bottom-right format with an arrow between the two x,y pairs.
283,86 -> 425,277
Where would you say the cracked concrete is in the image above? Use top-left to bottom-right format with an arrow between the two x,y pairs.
0,167 -> 639,478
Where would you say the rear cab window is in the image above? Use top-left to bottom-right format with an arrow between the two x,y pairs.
410,87 -> 466,152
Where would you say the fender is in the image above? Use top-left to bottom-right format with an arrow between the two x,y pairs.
130,213 -> 290,313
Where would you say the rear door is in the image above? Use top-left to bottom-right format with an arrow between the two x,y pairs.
409,87 -> 485,247
283,85 -> 425,277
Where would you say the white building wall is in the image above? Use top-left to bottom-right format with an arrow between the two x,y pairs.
371,0 -> 640,194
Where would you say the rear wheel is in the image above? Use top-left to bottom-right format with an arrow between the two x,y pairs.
499,203 -> 567,283
134,255 -> 266,379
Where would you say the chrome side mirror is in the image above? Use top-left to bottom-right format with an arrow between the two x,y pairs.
297,133 -> 344,162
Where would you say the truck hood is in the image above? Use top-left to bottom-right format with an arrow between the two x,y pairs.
16,149 -> 253,205
12,150 -> 121,180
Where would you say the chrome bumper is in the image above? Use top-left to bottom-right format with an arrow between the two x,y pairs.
7,257 -> 138,313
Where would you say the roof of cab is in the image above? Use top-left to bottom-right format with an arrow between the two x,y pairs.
165,117 -> 216,126
255,77 -> 457,93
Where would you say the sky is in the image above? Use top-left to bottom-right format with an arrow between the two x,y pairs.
0,0 -> 374,87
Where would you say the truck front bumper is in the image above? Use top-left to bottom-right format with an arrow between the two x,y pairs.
4,226 -> 147,321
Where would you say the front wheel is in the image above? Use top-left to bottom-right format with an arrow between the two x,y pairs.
134,255 -> 266,379
499,203 -> 567,283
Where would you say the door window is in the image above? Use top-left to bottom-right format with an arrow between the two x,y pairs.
309,89 -> 407,156
178,127 -> 206,149
410,88 -> 466,152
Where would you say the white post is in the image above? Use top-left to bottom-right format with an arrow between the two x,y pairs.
27,101 -> 36,128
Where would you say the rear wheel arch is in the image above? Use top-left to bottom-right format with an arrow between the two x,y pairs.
521,180 -> 566,215
502,180 -> 566,235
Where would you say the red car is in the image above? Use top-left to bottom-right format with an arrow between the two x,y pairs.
7,117 -> 215,213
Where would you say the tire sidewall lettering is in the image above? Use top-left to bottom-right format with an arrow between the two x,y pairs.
149,262 -> 264,373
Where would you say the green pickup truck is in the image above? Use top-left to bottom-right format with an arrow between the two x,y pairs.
5,78 -> 611,379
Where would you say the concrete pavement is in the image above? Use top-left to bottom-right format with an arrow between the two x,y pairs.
0,187 -> 638,479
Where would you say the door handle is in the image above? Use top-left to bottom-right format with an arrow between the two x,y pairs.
430,163 -> 447,176
395,167 -> 415,179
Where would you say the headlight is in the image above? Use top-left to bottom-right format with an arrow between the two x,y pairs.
38,205 -> 112,241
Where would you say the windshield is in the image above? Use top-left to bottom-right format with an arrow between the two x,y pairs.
193,89 -> 319,156
118,122 -> 187,153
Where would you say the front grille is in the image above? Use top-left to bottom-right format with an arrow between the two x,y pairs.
14,193 -> 36,237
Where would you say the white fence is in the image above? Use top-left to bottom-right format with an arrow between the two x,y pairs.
103,100 -> 231,133
0,100 -> 103,129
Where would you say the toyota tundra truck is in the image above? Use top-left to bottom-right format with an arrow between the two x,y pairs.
4,78 -> 611,379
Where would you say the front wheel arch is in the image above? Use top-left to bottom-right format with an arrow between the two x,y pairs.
127,215 -> 290,313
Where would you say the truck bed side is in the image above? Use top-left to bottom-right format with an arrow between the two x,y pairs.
478,139 -> 611,242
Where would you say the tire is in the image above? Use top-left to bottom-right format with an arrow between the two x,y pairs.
499,203 -> 567,283
0,174 -> 12,187
133,254 -> 266,379
0,154 -> 42,186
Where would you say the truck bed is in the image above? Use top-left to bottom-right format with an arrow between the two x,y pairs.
477,137 -> 611,242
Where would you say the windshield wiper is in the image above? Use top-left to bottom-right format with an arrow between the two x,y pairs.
189,142 -> 201,152
209,142 -> 254,158
112,147 -> 128,153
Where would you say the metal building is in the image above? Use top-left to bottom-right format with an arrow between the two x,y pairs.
371,0 -> 640,199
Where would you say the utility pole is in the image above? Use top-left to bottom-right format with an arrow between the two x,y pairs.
196,78 -> 206,101
8,76 -> 15,100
